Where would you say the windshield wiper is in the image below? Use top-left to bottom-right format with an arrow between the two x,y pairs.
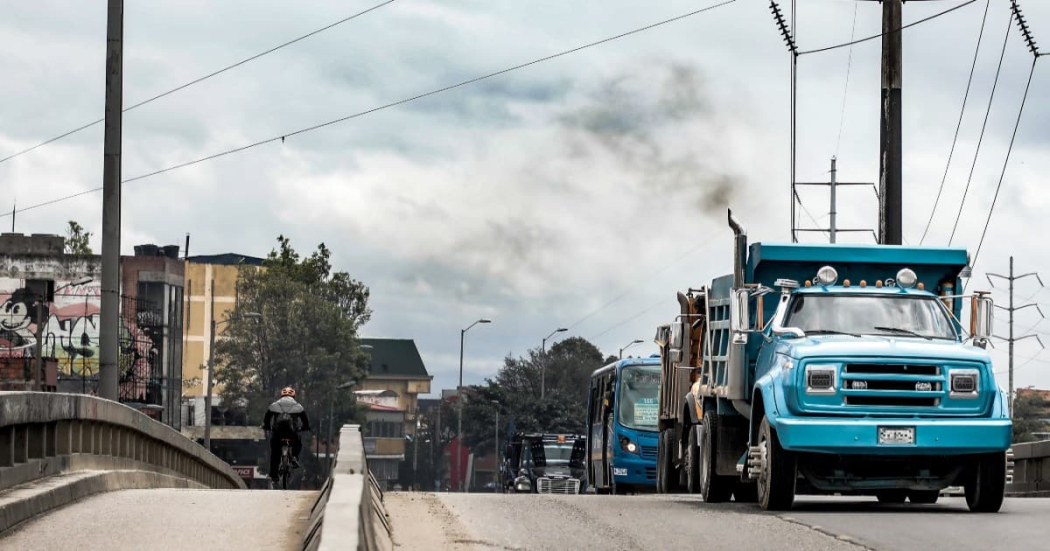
804,329 -> 862,338
872,326 -> 932,340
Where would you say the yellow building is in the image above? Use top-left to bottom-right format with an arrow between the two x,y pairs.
181,253 -> 264,427
358,338 -> 433,429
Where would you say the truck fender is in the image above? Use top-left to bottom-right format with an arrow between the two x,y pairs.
683,392 -> 701,426
748,379 -> 780,445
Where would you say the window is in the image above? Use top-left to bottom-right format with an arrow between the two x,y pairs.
617,365 -> 661,431
785,294 -> 958,340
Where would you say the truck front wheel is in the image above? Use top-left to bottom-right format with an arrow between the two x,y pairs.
700,411 -> 734,503
965,452 -> 1006,513
756,417 -> 796,511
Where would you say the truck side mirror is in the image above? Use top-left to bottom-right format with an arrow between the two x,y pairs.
972,294 -> 993,345
730,288 -> 750,343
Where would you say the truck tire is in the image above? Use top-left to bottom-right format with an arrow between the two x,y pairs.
657,429 -> 678,493
700,411 -> 734,503
965,452 -> 1006,513
908,490 -> 939,504
756,417 -> 796,511
686,424 -> 701,494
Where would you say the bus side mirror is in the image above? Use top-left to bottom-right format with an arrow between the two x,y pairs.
730,288 -> 750,343
972,295 -> 993,345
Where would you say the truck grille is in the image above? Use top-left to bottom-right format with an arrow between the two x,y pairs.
842,363 -> 943,408
640,445 -> 658,460
536,477 -> 580,495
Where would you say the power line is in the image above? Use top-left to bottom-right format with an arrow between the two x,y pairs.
834,2 -> 859,158
1,0 -> 740,219
0,0 -> 396,165
798,0 -> 978,56
970,57 -> 1039,273
918,0 -> 990,245
948,10 -> 1013,246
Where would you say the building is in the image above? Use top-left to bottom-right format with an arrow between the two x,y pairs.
0,233 -> 184,427
121,244 -> 185,428
181,253 -> 264,427
356,338 -> 433,489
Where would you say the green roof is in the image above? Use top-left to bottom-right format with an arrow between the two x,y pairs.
361,338 -> 430,379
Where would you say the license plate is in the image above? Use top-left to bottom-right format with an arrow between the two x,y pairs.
878,427 -> 915,445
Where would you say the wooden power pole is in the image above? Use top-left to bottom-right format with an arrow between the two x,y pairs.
879,0 -> 903,245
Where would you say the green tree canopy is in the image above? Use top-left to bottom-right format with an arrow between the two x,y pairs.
214,236 -> 372,426
65,220 -> 92,255
1013,388 -> 1050,443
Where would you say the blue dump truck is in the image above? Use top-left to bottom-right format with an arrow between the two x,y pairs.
653,210 -> 1009,512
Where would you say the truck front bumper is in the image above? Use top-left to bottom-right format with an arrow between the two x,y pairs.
775,416 -> 1011,455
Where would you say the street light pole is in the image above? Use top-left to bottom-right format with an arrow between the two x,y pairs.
204,312 -> 260,451
457,318 -> 491,492
491,400 -> 500,493
619,339 -> 644,360
540,328 -> 568,400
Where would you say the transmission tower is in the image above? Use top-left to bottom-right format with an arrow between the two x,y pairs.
987,257 -> 1045,417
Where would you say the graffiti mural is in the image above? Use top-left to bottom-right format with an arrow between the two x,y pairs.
0,278 -> 101,375
0,279 -> 159,403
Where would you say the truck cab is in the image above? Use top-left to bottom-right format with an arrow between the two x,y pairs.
654,210 -> 1010,512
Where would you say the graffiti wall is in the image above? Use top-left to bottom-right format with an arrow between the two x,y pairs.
0,277 -> 101,376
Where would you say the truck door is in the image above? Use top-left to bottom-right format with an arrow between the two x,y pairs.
529,439 -> 547,468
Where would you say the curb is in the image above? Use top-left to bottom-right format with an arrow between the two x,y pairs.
0,470 -> 204,535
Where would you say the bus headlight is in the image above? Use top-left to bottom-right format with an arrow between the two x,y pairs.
620,436 -> 638,454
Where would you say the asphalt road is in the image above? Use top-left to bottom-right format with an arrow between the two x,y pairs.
386,492 -> 1050,551
0,489 -> 316,551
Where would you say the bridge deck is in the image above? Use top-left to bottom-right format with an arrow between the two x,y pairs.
0,488 -> 316,551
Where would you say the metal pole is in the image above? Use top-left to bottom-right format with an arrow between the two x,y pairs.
204,318 -> 216,451
34,301 -> 44,391
1009,256 -> 1015,417
879,0 -> 903,245
541,337 -> 546,400
494,407 -> 499,492
790,0 -> 797,243
830,157 -> 838,244
327,395 -> 334,475
457,328 -> 464,492
98,0 -> 123,402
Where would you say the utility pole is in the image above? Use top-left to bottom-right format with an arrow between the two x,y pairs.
987,257 -> 1045,417
795,158 -> 876,243
98,0 -> 124,401
879,0 -> 903,245
457,319 -> 490,492
540,327 -> 567,399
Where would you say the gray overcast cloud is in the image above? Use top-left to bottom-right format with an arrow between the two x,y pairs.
3,0 -> 1050,395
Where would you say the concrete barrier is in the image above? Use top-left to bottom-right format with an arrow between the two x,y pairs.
0,392 -> 245,495
310,424 -> 392,551
1007,440 -> 1050,496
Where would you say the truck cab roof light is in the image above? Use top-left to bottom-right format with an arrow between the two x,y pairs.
815,266 -> 838,286
917,282 -> 925,291
843,279 -> 851,287
896,268 -> 918,289
860,280 -> 867,288
875,280 -> 884,288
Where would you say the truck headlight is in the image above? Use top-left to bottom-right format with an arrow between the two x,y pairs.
805,364 -> 837,394
950,369 -> 979,398
620,436 -> 638,454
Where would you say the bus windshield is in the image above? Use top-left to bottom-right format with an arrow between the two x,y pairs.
784,294 -> 957,340
617,364 -> 660,431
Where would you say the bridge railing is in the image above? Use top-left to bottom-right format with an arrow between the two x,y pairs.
1006,440 -> 1050,496
0,391 -> 245,493
305,424 -> 392,551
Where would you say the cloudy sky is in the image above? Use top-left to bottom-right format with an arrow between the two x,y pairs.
3,0 -> 1050,396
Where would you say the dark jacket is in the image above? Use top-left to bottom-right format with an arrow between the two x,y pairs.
262,396 -> 311,435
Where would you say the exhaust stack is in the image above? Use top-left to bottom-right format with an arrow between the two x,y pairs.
728,209 -> 747,288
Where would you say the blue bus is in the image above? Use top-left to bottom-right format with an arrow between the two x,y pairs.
586,357 -> 661,494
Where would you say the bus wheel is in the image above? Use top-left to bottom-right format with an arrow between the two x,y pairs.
965,452 -> 1006,513
700,411 -> 734,503
756,417 -> 796,511
685,424 -> 701,494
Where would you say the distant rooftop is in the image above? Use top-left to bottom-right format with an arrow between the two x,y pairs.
186,253 -> 265,266
360,338 -> 430,379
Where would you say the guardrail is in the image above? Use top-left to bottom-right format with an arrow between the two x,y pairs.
1006,440 -> 1050,496
0,391 -> 245,493
307,424 -> 392,551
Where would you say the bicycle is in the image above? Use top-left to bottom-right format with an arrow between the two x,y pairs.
276,438 -> 293,490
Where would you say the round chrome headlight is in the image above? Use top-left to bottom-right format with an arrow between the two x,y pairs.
896,268 -> 918,288
815,266 -> 838,286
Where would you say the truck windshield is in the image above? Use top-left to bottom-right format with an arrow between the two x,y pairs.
543,442 -> 575,463
617,364 -> 661,431
785,294 -> 957,340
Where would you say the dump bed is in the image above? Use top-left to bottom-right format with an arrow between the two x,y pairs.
655,291 -> 707,428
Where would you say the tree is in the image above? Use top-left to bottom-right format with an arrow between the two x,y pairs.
1012,388 -> 1050,443
65,220 -> 92,255
214,236 -> 372,474
458,337 -> 608,454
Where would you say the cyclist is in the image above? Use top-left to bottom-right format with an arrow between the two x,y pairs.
262,387 -> 311,485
